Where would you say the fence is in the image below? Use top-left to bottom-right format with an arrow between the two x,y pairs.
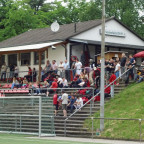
0,96 -> 55,137
63,117 -> 144,141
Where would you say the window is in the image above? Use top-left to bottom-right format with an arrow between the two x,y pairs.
34,52 -> 45,65
8,54 -> 17,66
21,53 -> 30,66
0,55 -> 5,67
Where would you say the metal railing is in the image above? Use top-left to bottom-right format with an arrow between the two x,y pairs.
64,66 -> 135,136
88,117 -> 143,141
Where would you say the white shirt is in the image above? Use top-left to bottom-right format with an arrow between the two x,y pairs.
62,79 -> 68,87
75,61 -> 82,75
51,63 -> 58,70
115,63 -> 120,72
63,62 -> 69,70
62,93 -> 68,104
76,98 -> 83,107
58,78 -> 63,84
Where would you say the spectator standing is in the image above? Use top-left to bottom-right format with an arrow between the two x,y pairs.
44,60 -> 52,78
53,92 -> 59,116
51,60 -> 58,74
63,60 -> 70,81
61,91 -> 68,117
71,59 -> 76,79
32,68 -> 37,82
109,71 -> 116,98
24,67 -> 32,82
129,54 -> 136,79
14,65 -> 19,77
120,53 -> 127,80
58,61 -> 64,77
1,62 -> 7,81
115,61 -> 120,85
9,64 -> 14,78
75,59 -> 82,75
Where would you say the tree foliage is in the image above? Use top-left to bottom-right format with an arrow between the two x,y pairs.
0,0 -> 143,42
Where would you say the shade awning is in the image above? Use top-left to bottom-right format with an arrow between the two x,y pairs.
0,41 -> 63,54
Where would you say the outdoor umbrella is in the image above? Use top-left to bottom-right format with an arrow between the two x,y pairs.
133,51 -> 144,58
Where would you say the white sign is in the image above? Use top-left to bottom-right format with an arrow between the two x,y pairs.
99,29 -> 126,37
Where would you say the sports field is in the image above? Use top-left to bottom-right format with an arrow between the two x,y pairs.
0,134 -> 103,144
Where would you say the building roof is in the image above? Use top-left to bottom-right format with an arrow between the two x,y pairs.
0,17 -> 143,49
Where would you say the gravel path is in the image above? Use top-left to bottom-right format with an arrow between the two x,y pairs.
31,136 -> 144,144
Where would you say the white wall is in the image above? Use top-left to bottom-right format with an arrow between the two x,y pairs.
72,19 -> 144,47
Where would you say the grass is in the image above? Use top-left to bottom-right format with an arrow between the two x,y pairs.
84,82 -> 144,140
0,133 -> 104,144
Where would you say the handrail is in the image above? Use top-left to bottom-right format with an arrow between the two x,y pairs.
65,65 -> 135,121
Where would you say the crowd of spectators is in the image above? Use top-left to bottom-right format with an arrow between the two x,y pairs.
1,53 -> 144,116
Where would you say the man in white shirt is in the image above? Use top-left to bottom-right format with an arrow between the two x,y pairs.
51,60 -> 58,74
1,62 -> 7,81
115,60 -> 120,85
62,91 -> 68,117
75,59 -> 82,75
62,77 -> 68,88
63,60 -> 70,81
74,96 -> 83,110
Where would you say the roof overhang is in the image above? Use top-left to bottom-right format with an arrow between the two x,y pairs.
69,38 -> 144,50
0,41 -> 65,55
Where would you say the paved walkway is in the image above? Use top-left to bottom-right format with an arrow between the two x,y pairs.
32,136 -> 144,144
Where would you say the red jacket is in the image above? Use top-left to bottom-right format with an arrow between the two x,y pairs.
109,74 -> 116,85
104,86 -> 110,94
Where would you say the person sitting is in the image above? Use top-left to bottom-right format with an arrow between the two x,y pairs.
62,77 -> 68,88
32,81 -> 41,95
74,96 -> 83,110
46,78 -> 58,97
67,95 -> 76,113
135,68 -> 144,83
21,77 -> 28,88
78,79 -> 85,87
57,76 -> 63,88
42,81 -> 49,94
11,77 -> 19,89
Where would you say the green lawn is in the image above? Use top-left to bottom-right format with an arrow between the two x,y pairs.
84,82 -> 144,140
0,134 -> 104,144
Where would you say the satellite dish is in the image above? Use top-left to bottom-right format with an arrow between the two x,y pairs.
51,21 -> 60,32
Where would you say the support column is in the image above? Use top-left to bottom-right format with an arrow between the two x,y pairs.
38,52 -> 42,82
100,0 -> 105,131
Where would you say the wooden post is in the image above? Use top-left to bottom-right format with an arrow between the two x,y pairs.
46,49 -> 48,59
18,53 -> 20,61
38,52 -> 42,82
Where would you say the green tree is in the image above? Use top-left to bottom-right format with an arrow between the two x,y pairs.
0,0 -> 46,41
24,0 -> 46,11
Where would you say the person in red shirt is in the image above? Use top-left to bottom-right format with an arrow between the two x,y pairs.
109,71 -> 116,98
24,66 -> 32,82
53,92 -> 59,116
47,78 -> 58,96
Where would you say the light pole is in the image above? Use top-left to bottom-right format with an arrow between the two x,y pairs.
100,0 -> 105,131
